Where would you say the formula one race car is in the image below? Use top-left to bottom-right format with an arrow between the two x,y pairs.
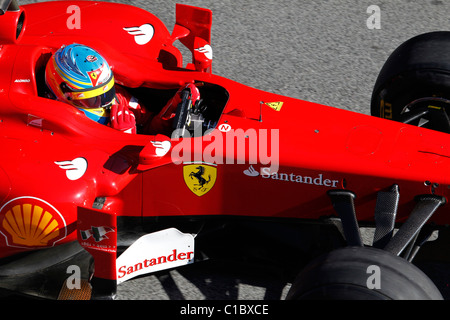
0,0 -> 449,300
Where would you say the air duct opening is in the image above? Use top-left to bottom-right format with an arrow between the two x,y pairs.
15,10 -> 24,39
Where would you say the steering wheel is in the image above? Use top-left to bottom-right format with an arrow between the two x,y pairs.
172,88 -> 192,136
172,87 -> 208,138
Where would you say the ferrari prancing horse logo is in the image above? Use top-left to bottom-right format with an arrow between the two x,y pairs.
183,163 -> 217,196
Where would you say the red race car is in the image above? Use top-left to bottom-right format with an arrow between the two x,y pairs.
0,0 -> 449,300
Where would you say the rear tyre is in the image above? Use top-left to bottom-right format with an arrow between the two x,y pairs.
286,246 -> 443,300
371,31 -> 450,133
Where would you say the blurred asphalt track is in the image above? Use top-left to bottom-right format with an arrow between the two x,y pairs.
19,0 -> 450,300
125,0 -> 450,115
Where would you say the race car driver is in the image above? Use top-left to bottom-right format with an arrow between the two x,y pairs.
44,43 -> 200,135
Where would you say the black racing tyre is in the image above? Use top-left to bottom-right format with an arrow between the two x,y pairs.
286,246 -> 443,300
371,31 -> 450,133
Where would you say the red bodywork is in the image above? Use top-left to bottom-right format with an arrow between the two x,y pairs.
0,1 -> 449,287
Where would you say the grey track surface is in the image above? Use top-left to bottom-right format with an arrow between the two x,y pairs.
117,0 -> 450,115
20,0 -> 450,300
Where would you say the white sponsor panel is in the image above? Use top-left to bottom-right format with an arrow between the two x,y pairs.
55,157 -> 88,181
116,228 -> 195,284
123,24 -> 154,45
194,44 -> 213,60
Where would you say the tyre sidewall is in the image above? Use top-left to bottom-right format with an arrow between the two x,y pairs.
286,247 -> 443,300
371,31 -> 450,119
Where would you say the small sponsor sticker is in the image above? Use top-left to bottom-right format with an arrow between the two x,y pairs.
265,101 -> 284,111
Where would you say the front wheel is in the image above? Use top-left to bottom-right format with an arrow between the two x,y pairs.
371,31 -> 450,133
286,246 -> 443,300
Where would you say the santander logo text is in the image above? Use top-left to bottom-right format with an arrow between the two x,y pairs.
115,228 -> 194,284
117,249 -> 194,280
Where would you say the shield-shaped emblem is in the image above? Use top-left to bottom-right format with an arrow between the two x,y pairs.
183,163 -> 217,196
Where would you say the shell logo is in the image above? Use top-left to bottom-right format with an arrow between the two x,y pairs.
0,197 -> 67,248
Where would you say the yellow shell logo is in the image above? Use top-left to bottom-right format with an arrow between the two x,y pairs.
0,197 -> 66,248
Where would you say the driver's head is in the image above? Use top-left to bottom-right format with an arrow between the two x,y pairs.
45,43 -> 116,124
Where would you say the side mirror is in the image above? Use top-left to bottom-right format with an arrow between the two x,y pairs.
193,37 -> 212,73
172,4 -> 213,73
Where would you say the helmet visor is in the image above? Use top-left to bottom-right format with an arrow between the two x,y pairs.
62,75 -> 116,109
72,86 -> 116,109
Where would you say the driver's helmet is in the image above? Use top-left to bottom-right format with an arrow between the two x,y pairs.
45,43 -> 116,124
